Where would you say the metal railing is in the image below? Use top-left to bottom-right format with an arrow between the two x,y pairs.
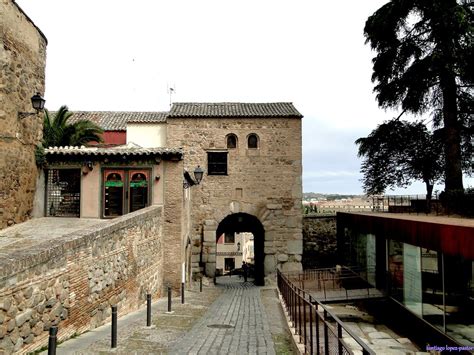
283,267 -> 382,302
277,269 -> 375,355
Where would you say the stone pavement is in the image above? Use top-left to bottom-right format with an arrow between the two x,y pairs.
44,275 -> 297,355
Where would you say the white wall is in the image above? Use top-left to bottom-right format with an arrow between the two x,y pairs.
127,123 -> 167,147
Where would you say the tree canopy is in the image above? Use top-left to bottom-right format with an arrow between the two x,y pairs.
42,105 -> 103,148
356,120 -> 444,198
364,0 -> 473,193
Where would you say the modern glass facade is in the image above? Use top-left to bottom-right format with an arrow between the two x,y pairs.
338,213 -> 474,347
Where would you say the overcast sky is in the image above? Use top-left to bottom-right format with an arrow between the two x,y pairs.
15,0 -> 471,194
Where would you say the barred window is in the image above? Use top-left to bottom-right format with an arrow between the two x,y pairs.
207,152 -> 228,175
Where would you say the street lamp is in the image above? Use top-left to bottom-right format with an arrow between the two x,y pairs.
183,165 -> 205,188
31,92 -> 46,112
193,166 -> 204,185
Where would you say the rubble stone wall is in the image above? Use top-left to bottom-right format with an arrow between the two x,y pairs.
302,215 -> 337,269
0,1 -> 47,229
0,206 -> 164,353
167,117 -> 303,276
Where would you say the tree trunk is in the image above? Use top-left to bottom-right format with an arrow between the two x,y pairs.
425,181 -> 433,214
441,74 -> 464,193
436,0 -> 464,193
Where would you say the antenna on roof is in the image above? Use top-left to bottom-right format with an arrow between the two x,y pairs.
167,84 -> 176,108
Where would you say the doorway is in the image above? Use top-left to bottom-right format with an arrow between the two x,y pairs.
216,213 -> 265,285
102,169 -> 150,217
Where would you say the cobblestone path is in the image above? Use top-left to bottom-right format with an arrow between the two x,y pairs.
169,278 -> 276,354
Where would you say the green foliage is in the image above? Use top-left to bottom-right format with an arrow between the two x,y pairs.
364,0 -> 473,192
42,105 -> 104,148
356,120 -> 444,198
34,144 -> 46,167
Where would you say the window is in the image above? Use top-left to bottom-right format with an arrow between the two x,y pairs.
46,169 -> 81,217
247,133 -> 259,149
224,232 -> 235,244
226,134 -> 237,148
103,169 -> 150,217
207,152 -> 228,175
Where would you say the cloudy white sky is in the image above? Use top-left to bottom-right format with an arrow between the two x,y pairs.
16,0 -> 470,194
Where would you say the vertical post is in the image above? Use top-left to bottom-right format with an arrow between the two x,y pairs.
316,306 -> 320,354
181,282 -> 185,304
182,262 -> 185,304
309,303 -> 313,355
441,252 -> 446,333
47,326 -> 58,355
200,277 -> 203,292
337,323 -> 343,354
111,306 -> 117,348
303,295 -> 307,353
146,294 -> 151,327
167,285 -> 172,313
323,310 -> 329,355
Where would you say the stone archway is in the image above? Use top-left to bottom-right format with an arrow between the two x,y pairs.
216,213 -> 265,286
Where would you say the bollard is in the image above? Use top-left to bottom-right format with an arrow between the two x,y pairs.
181,282 -> 185,304
213,276 -> 216,285
47,326 -> 58,355
111,306 -> 117,348
167,285 -> 172,312
200,277 -> 203,292
146,294 -> 152,327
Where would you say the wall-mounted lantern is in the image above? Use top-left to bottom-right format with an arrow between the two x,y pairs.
31,92 -> 46,113
183,165 -> 205,189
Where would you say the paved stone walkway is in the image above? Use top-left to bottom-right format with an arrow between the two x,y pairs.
169,278 -> 275,354
45,275 -> 296,354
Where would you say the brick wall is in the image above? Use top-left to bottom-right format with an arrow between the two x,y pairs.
302,215 -> 337,269
0,1 -> 47,229
0,206 -> 165,353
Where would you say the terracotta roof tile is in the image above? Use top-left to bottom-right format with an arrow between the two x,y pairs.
44,144 -> 183,159
66,112 -> 168,131
169,102 -> 302,118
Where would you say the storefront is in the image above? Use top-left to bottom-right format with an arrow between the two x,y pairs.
41,145 -> 183,218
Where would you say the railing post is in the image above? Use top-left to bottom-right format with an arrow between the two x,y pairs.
298,289 -> 302,338
303,293 -> 307,353
200,277 -> 203,292
316,307 -> 320,354
309,303 -> 314,355
47,326 -> 58,355
111,306 -> 117,348
338,323 -> 343,354
146,294 -> 152,327
324,310 -> 329,355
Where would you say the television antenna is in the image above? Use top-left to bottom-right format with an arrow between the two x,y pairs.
167,84 -> 176,108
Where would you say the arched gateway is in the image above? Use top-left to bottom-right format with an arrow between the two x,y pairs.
216,213 -> 265,285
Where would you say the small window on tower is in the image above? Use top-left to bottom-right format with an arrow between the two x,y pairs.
247,133 -> 259,149
226,134 -> 238,149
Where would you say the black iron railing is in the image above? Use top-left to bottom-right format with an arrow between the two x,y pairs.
277,269 -> 375,355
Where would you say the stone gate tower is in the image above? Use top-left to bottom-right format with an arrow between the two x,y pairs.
167,102 -> 303,283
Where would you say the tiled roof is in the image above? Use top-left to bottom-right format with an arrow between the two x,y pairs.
66,112 -> 168,131
168,102 -> 302,118
45,144 -> 182,159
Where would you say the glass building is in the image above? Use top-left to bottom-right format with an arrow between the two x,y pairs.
337,213 -> 473,347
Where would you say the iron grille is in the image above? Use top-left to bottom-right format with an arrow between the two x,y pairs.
46,169 -> 81,217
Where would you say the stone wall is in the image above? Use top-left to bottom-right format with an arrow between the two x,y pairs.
0,0 -> 47,229
0,206 -> 165,353
302,215 -> 337,269
167,117 -> 303,277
